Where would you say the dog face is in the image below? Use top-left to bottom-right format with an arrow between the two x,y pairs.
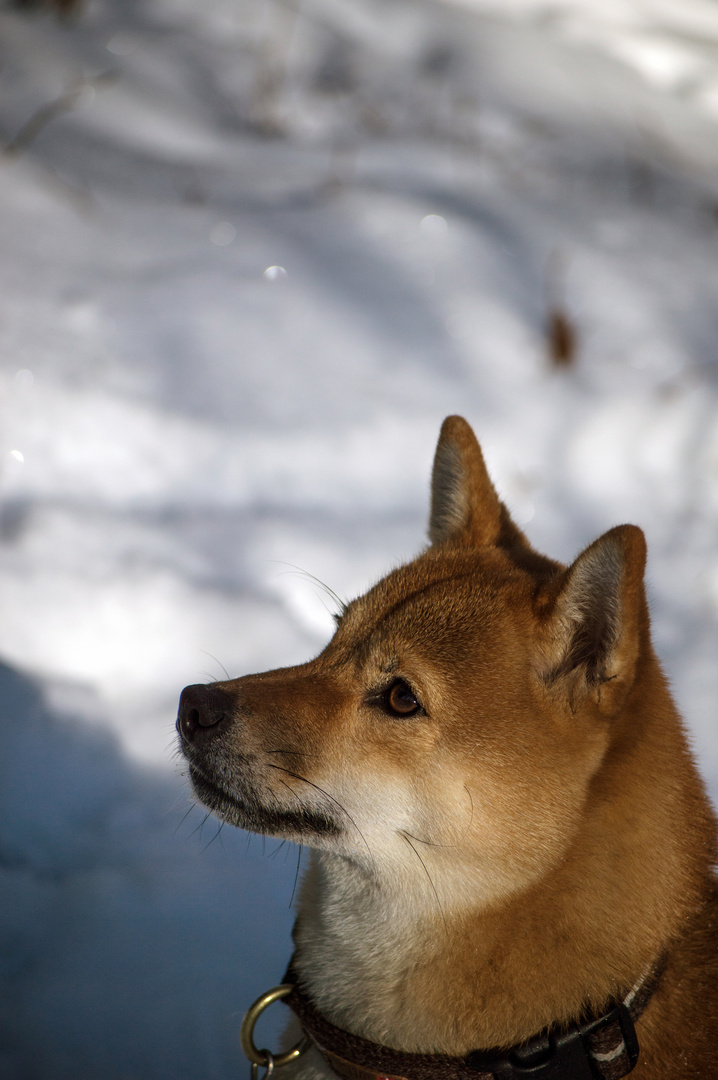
177,417 -> 647,908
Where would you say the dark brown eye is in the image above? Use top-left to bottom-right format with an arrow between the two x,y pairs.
384,679 -> 421,718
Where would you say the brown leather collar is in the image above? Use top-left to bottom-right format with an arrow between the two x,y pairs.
282,955 -> 666,1080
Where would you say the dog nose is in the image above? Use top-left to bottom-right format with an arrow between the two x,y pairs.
177,683 -> 231,744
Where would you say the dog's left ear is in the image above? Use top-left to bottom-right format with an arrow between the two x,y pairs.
429,416 -> 521,548
539,524 -> 647,714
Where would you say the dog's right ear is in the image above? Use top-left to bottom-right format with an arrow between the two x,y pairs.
538,525 -> 648,715
428,416 -> 505,547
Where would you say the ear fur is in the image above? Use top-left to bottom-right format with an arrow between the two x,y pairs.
540,524 -> 647,712
428,416 -> 504,546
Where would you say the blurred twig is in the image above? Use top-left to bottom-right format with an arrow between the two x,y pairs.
2,74 -> 114,158
544,248 -> 579,369
3,86 -> 84,157
546,308 -> 578,369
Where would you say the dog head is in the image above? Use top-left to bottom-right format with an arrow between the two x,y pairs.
177,417 -> 648,905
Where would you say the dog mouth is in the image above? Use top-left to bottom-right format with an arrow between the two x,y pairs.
187,764 -> 342,840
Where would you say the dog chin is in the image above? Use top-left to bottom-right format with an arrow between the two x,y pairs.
188,765 -> 342,841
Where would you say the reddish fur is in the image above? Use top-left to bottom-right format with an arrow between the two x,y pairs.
179,416 -> 718,1077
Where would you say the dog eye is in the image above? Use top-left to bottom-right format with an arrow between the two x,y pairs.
383,679 -> 421,718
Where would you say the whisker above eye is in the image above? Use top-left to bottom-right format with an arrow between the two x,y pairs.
270,562 -> 348,618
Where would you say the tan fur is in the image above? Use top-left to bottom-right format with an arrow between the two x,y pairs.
178,416 -> 718,1077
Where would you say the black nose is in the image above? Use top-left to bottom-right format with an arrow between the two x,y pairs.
177,683 -> 231,744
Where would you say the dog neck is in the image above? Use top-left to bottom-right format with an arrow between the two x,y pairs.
282,951 -> 665,1080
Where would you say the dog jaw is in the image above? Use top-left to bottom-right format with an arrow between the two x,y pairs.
186,760 -> 343,840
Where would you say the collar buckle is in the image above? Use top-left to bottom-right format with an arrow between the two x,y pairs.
466,1003 -> 639,1080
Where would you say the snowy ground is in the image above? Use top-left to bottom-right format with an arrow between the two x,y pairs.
1,0 -> 718,1076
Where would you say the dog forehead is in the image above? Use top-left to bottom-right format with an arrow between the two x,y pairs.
331,549 -> 530,661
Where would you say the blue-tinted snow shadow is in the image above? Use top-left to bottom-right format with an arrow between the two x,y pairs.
0,661 -> 298,1080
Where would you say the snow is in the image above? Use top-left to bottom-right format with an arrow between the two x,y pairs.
1,0 -> 717,1075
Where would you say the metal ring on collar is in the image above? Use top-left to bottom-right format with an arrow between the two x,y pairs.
240,984 -> 311,1069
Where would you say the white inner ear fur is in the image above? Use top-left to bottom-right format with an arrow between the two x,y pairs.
544,534 -> 628,690
563,539 -> 622,625
429,440 -> 469,545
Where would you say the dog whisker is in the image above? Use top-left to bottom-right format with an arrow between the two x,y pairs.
402,793 -> 475,855
188,809 -> 213,840
265,776 -> 327,855
164,783 -> 194,818
291,843 -> 304,908
173,803 -> 197,837
401,830 -> 444,848
400,831 -> 448,934
199,650 -> 231,681
275,776 -> 302,801
267,764 -> 376,871
201,821 -> 225,853
269,776 -> 313,821
463,784 -> 475,839
263,748 -> 314,758
272,562 -> 347,618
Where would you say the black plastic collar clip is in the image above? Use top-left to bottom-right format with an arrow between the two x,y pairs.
466,1003 -> 639,1080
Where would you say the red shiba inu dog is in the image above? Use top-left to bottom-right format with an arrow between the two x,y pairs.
177,416 -> 718,1079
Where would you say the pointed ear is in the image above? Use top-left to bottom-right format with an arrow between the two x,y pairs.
539,525 -> 647,713
428,416 -> 504,546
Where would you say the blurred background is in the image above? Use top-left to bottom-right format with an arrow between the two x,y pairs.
1,0 -> 718,1075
